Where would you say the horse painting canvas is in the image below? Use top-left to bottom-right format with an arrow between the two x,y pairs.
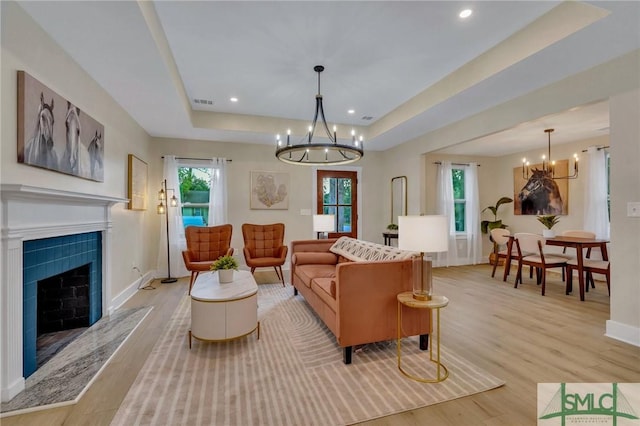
17,71 -> 104,182
513,160 -> 569,215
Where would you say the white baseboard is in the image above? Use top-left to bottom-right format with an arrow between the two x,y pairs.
1,377 -> 25,404
605,320 -> 640,347
109,271 -> 155,313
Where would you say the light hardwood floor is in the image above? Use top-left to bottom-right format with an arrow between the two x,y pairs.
3,266 -> 639,425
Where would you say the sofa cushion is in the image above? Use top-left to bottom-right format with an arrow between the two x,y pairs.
295,264 -> 336,288
329,236 -> 416,262
293,252 -> 337,265
311,278 -> 337,312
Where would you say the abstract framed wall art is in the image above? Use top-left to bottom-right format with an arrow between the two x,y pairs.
513,160 -> 569,215
128,154 -> 148,211
17,71 -> 105,182
250,171 -> 289,210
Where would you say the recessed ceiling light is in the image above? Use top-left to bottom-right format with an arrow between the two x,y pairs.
348,109 -> 355,114
459,9 -> 472,19
230,97 -> 238,102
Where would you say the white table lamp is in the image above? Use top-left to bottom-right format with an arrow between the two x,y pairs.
398,215 -> 449,300
313,214 -> 335,239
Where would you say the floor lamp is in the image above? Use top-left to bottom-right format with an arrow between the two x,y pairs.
398,215 -> 449,300
157,179 -> 178,284
313,214 -> 335,239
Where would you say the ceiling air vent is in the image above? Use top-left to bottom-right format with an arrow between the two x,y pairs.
193,98 -> 213,105
361,116 -> 373,121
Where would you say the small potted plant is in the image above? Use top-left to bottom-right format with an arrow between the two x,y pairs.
537,215 -> 560,238
386,223 -> 398,233
210,255 -> 239,283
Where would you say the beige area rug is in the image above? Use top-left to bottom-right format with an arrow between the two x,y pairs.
111,285 -> 504,426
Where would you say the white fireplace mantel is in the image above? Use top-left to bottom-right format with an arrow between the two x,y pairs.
1,184 -> 128,402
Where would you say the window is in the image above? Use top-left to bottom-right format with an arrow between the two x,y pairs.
178,167 -> 212,227
452,167 -> 465,232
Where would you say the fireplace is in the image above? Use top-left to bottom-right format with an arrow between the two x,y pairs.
38,264 -> 91,335
1,185 -> 127,402
22,232 -> 103,377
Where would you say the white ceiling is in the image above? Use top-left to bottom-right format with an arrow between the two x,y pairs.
16,1 -> 640,156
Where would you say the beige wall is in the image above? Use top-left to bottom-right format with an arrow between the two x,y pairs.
1,2 -> 155,301
608,89 -> 640,342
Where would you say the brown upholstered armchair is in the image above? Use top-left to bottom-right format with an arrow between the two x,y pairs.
182,224 -> 234,294
241,223 -> 288,286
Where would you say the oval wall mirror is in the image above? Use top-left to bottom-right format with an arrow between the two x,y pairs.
391,176 -> 407,225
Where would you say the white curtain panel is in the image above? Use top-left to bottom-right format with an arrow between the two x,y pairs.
465,162 -> 483,264
157,155 -> 189,278
584,147 -> 610,240
208,158 -> 228,225
435,161 -> 458,267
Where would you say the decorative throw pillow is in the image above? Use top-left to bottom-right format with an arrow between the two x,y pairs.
329,237 -> 416,262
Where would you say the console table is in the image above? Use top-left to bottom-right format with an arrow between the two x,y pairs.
189,270 -> 260,348
383,231 -> 398,246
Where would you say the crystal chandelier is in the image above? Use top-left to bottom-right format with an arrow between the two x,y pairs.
275,65 -> 364,166
522,128 -> 579,180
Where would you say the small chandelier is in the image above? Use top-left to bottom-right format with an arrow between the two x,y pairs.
275,65 -> 364,166
522,128 -> 579,180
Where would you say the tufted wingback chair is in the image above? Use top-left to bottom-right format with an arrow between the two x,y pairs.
242,223 -> 288,286
182,224 -> 234,294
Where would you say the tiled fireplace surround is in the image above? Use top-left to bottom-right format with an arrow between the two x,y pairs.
1,185 -> 127,402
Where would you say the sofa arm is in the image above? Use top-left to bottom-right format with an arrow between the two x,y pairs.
335,260 -> 413,306
334,259 -> 421,346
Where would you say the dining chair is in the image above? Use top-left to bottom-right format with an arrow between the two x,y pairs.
560,230 -> 597,287
489,228 -> 513,279
566,259 -> 610,301
242,223 -> 288,286
182,224 -> 234,294
513,233 -> 568,296
502,233 -> 536,283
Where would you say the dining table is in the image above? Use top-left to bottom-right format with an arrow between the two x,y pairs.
504,235 -> 609,300
544,236 -> 609,299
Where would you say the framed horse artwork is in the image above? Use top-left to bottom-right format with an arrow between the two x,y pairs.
17,71 -> 105,182
513,160 -> 569,215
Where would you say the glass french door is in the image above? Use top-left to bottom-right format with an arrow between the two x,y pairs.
316,170 -> 358,238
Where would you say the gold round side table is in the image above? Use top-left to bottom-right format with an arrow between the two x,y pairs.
397,291 -> 449,383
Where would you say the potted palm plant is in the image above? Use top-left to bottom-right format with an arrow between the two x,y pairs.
481,196 -> 513,266
537,215 -> 560,238
210,255 -> 239,283
481,197 -> 513,234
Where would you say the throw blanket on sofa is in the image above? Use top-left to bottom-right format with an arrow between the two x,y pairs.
329,236 -> 416,262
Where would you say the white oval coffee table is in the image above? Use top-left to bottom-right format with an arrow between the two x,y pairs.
189,270 -> 259,348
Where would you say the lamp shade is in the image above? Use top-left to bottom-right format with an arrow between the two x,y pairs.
313,214 -> 335,233
398,215 -> 449,253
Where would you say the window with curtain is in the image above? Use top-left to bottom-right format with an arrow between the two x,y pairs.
436,161 -> 482,266
178,166 -> 212,227
452,167 -> 466,232
176,158 -> 228,228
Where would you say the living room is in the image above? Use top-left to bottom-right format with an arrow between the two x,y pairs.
2,1 -> 639,424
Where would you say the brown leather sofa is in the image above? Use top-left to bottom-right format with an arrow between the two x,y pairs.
290,237 -> 431,364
